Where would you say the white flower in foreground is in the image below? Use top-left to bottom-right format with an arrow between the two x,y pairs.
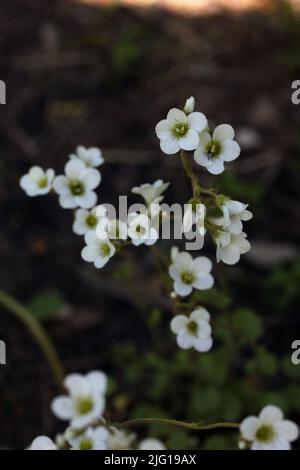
73,206 -> 106,235
169,251 -> 214,297
70,146 -> 104,168
212,199 -> 252,236
216,231 -> 250,265
240,405 -> 299,450
156,108 -> 207,155
51,371 -> 107,429
66,426 -> 108,450
194,124 -> 240,175
96,217 -> 128,241
107,427 -> 136,450
53,159 -> 101,209
171,307 -> 212,352
138,438 -> 166,450
128,213 -> 158,246
29,436 -> 57,450
20,166 -> 54,196
132,180 -> 169,205
184,96 -> 195,115
81,231 -> 116,268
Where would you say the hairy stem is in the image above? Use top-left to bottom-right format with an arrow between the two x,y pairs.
0,289 -> 65,387
118,417 -> 240,432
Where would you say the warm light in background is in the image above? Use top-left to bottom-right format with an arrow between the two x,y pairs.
79,0 -> 298,15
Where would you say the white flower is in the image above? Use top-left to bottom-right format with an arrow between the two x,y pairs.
107,427 -> 136,450
155,108 -> 207,155
194,124 -> 240,174
70,146 -> 104,168
212,199 -> 252,236
216,231 -> 250,265
182,203 -> 206,237
29,436 -> 57,450
240,405 -> 299,450
73,206 -> 107,235
51,371 -> 107,429
184,96 -> 195,115
131,180 -> 169,205
171,307 -> 213,352
53,159 -> 101,209
20,166 -> 54,196
169,251 -> 214,297
128,213 -> 158,246
81,231 -> 116,268
66,426 -> 108,450
138,438 -> 166,450
96,217 -> 128,241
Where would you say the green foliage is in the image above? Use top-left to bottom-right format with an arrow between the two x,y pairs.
218,172 -> 264,205
27,291 -> 65,321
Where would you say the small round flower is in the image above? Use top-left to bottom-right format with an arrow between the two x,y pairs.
70,146 -> 104,168
216,231 -> 250,265
66,426 -> 108,450
107,427 -> 136,450
184,96 -> 195,115
138,438 -> 166,450
81,231 -> 116,269
73,207 -> 104,236
53,159 -> 101,209
170,307 -> 213,352
128,213 -> 158,246
240,405 -> 299,450
156,108 -> 207,155
194,124 -> 240,174
212,199 -> 252,236
29,436 -> 57,450
20,166 -> 55,196
51,371 -> 107,429
169,251 -> 214,297
131,180 -> 169,205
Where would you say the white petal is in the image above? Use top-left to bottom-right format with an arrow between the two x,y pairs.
240,416 -> 260,440
29,166 -> 45,182
86,371 -> 107,394
59,193 -> 77,209
167,108 -> 187,126
194,150 -> 210,167
84,169 -> 101,190
77,191 -> 97,209
194,337 -> 213,352
206,158 -> 225,175
190,307 -> 210,322
220,140 -> 240,162
218,244 -> 240,265
65,159 -> 85,178
193,256 -> 212,273
193,273 -> 214,290
213,124 -> 235,141
94,255 -> 110,269
64,373 -> 89,396
30,436 -> 57,450
259,405 -> 284,424
51,396 -> 73,420
170,315 -> 188,333
228,216 -> 243,235
81,245 -> 98,263
160,138 -> 180,155
179,129 -> 199,151
275,421 -> 299,442
53,176 -> 69,194
173,281 -> 193,297
187,112 -> 207,132
155,119 -> 171,140
177,330 -> 194,349
138,438 -> 165,450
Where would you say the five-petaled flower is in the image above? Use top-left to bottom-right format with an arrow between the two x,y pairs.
53,159 -> 101,209
171,307 -> 213,352
73,206 -> 106,236
70,146 -> 104,168
194,124 -> 240,174
20,166 -> 55,196
81,230 -> 116,268
156,107 -> 207,155
169,249 -> 214,297
131,180 -> 169,205
128,213 -> 158,246
240,405 -> 299,450
66,426 -> 108,450
51,371 -> 107,429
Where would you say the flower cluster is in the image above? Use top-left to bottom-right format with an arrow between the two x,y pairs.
29,370 -> 165,451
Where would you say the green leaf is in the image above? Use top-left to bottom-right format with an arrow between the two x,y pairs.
27,291 -> 65,321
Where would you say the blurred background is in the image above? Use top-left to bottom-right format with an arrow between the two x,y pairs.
0,0 -> 300,450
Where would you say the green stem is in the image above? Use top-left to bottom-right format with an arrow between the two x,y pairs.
180,150 -> 199,199
118,417 -> 239,432
0,289 -> 65,387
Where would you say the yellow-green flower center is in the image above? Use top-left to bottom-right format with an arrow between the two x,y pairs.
101,243 -> 111,257
255,425 -> 276,443
79,438 -> 93,450
69,180 -> 84,196
38,177 -> 48,188
181,271 -> 195,285
206,140 -> 222,158
86,214 -> 97,228
187,320 -> 198,335
172,122 -> 188,138
76,397 -> 93,416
